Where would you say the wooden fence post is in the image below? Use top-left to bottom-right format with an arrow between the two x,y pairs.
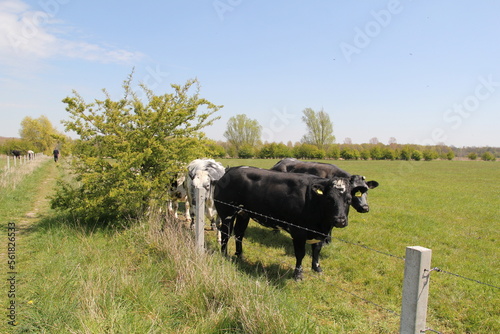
195,187 -> 206,253
7,155 -> 10,170
400,246 -> 432,334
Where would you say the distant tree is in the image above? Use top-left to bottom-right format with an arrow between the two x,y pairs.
1,138 -> 29,155
411,150 -> 423,161
446,150 -> 455,160
388,137 -> 397,145
468,152 -> 478,160
382,147 -> 396,160
423,149 -> 438,161
481,151 -> 495,161
224,114 -> 262,151
360,149 -> 370,160
369,137 -> 379,145
258,142 -> 291,159
205,140 -> 226,158
369,146 -> 383,160
340,148 -> 360,160
52,76 -> 220,223
238,144 -> 255,159
327,145 -> 341,159
19,115 -> 60,154
400,146 -> 412,161
344,137 -> 352,145
293,143 -> 324,159
301,108 -> 335,149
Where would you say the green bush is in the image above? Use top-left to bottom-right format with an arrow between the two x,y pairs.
51,76 -> 220,224
481,151 -> 496,161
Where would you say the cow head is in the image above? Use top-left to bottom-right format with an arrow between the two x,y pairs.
312,177 -> 352,228
350,175 -> 379,213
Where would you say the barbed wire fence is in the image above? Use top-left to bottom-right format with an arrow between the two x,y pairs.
188,192 -> 499,334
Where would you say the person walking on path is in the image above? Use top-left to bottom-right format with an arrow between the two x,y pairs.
53,149 -> 60,162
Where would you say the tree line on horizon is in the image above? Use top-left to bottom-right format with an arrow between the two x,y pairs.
212,111 -> 498,161
1,78 -> 498,164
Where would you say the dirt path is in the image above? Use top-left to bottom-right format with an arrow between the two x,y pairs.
18,162 -> 58,230
1,158 -> 58,259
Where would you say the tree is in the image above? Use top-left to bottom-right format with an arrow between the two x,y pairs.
468,152 -> 478,160
19,115 -> 60,153
301,108 -> 335,149
481,151 -> 495,161
411,150 -> 423,161
224,114 -> 262,151
51,76 -> 221,223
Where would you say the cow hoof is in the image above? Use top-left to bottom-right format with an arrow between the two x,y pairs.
293,268 -> 303,281
312,265 -> 323,273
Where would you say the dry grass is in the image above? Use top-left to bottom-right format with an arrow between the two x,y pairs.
0,155 -> 52,189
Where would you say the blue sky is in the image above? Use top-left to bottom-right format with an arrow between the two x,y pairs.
1,0 -> 499,147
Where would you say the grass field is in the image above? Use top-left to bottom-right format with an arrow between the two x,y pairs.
212,159 -> 500,333
2,158 -> 499,333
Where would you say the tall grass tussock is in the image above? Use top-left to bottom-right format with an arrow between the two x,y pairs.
13,211 -> 317,333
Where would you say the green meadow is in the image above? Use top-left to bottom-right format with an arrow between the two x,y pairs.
2,159 -> 498,333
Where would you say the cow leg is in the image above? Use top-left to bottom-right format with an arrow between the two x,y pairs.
184,200 -> 191,221
172,201 -> 179,219
292,238 -> 307,280
311,242 -> 323,273
234,214 -> 250,258
220,214 -> 235,256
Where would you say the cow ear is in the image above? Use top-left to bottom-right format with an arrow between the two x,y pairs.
312,184 -> 325,196
367,181 -> 379,189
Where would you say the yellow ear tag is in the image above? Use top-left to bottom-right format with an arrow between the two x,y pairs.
355,192 -> 363,197
316,189 -> 324,195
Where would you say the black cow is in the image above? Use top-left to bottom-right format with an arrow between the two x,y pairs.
11,150 -> 21,159
214,166 -> 352,280
271,158 -> 379,213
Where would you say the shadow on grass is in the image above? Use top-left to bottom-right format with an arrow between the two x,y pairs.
23,210 -> 134,237
205,223 -> 337,286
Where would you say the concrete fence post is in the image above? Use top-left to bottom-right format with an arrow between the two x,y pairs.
400,246 -> 432,334
195,187 -> 206,253
7,155 -> 10,170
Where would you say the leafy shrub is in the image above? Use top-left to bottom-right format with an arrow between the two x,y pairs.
51,76 -> 220,224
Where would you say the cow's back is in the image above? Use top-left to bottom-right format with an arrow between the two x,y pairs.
271,159 -> 351,179
215,167 -> 322,227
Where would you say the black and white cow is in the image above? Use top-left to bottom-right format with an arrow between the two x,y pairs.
214,166 -> 352,280
185,159 -> 226,231
271,158 -> 379,213
167,172 -> 189,219
11,150 -> 21,159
